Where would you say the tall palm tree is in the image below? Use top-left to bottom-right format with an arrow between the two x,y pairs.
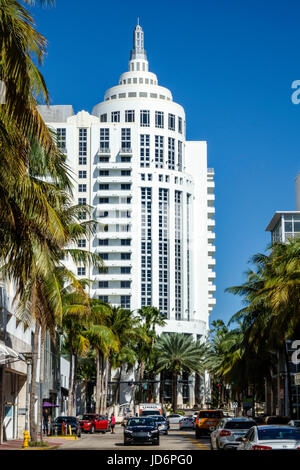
155,333 -> 206,412
135,306 -> 166,401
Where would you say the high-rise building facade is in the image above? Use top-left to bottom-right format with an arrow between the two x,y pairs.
38,23 -> 216,405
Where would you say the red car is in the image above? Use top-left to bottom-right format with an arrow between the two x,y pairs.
79,413 -> 110,434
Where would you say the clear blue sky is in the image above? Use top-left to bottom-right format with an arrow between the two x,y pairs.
30,0 -> 300,326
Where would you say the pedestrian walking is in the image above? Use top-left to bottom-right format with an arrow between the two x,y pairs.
110,413 -> 116,434
43,408 -> 49,436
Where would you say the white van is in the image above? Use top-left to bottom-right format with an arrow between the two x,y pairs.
139,403 -> 162,416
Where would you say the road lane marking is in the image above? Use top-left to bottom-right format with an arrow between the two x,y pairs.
179,431 -> 210,450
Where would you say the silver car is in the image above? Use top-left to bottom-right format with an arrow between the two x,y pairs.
146,415 -> 169,435
210,417 -> 256,450
237,425 -> 300,450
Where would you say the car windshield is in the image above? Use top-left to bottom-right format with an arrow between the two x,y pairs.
127,418 -> 154,427
55,417 -> 76,424
141,410 -> 160,416
258,427 -> 300,440
151,416 -> 165,422
225,421 -> 255,430
199,411 -> 222,419
82,414 -> 95,420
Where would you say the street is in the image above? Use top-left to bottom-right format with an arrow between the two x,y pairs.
56,424 -> 211,451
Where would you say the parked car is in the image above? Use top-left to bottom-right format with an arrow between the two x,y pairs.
289,420 -> 300,427
195,409 -> 223,438
123,417 -> 160,445
167,414 -> 184,424
179,416 -> 195,430
237,425 -> 300,450
210,417 -> 256,450
53,416 -> 81,437
264,416 -> 291,425
79,413 -> 110,434
147,415 -> 169,435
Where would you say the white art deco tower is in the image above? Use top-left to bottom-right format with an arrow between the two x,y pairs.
39,22 -> 216,405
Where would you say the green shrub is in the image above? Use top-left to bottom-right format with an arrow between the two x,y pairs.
29,440 -> 49,448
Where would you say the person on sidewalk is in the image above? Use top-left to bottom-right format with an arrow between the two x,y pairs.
110,413 -> 116,434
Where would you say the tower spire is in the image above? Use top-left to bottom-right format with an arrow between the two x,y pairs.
130,20 -> 147,61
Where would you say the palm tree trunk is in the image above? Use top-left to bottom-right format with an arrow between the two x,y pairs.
172,372 -> 178,413
95,349 -> 102,414
72,354 -> 78,416
100,356 -> 105,414
103,354 -> 110,414
114,366 -> 122,404
159,372 -> 164,406
39,333 -> 45,439
283,343 -> 293,418
30,320 -> 40,441
139,361 -> 145,402
67,349 -> 74,416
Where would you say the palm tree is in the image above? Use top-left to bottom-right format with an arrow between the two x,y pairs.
135,306 -> 166,402
154,333 -> 206,412
101,306 -> 144,410
86,300 -> 119,414
225,241 -> 300,417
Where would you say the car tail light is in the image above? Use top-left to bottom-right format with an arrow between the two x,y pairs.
219,430 -> 231,437
252,445 -> 272,450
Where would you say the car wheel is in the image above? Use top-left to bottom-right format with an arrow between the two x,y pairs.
195,428 -> 200,439
152,439 -> 160,445
165,431 -> 168,435
124,439 -> 130,446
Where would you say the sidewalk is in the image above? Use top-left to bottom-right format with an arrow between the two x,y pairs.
0,437 -> 64,450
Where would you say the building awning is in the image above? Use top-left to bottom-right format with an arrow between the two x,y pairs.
0,343 -> 25,364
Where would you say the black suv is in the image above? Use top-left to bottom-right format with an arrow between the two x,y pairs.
124,417 -> 160,445
53,416 -> 82,437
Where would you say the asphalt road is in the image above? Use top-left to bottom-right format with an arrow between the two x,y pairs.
56,424 -> 211,451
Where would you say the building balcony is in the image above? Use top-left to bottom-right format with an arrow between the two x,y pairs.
96,217 -> 132,225
97,162 -> 132,170
119,147 -> 133,154
97,147 -> 111,155
94,288 -> 131,296
97,176 -> 132,184
97,231 -> 132,239
208,245 -> 216,253
96,204 -> 131,212
207,193 -> 215,201
208,231 -> 215,240
95,246 -> 132,254
207,206 -> 215,214
95,274 -> 132,282
97,190 -> 132,198
208,257 -> 216,267
98,259 -> 132,267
